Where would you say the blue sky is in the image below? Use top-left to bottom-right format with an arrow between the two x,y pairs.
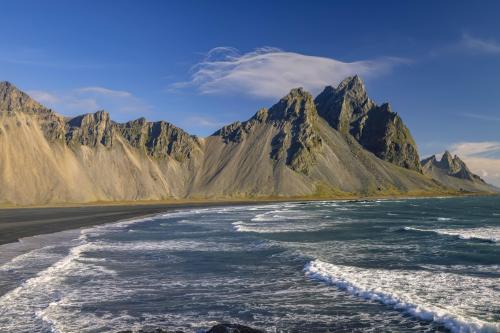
1,1 -> 500,185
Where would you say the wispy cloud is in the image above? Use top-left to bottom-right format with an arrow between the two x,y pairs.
76,87 -> 132,98
430,33 -> 500,58
460,112 -> 500,122
170,47 -> 406,99
27,86 -> 151,119
450,141 -> 500,159
183,115 -> 225,128
449,141 -> 500,186
27,90 -> 61,105
459,33 -> 500,55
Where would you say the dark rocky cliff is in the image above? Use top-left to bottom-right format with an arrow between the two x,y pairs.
315,76 -> 422,172
116,118 -> 200,162
214,88 -> 322,174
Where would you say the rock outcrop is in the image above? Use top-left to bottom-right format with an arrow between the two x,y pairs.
66,111 -> 114,147
0,79 -> 495,205
0,81 -> 200,163
315,76 -> 422,172
117,118 -> 200,162
215,88 -> 322,174
266,88 -> 322,174
0,81 -> 67,142
271,89 -> 322,173
117,323 -> 264,333
0,81 -> 47,114
207,323 -> 264,333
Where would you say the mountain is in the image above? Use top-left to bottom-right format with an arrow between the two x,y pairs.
421,152 -> 497,192
0,79 -> 495,205
315,76 -> 421,172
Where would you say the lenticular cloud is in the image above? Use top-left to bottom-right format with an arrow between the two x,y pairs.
172,46 -> 403,98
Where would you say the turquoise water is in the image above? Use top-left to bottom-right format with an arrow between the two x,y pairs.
0,196 -> 499,332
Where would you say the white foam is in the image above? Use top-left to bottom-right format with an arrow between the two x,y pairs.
232,218 -> 337,233
84,239 -> 249,252
437,217 -> 454,221
250,209 -> 312,222
0,232 -> 209,332
0,245 -> 60,272
0,228 -> 81,268
305,259 -> 500,333
232,220 -> 310,233
403,226 -> 499,243
0,239 -> 113,332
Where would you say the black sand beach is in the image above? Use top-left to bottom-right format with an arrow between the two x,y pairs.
0,201 -> 262,245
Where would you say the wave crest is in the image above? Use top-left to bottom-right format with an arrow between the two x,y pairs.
304,259 -> 500,333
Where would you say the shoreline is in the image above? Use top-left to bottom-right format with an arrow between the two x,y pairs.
2,188 -> 495,209
0,201 -> 270,246
0,191 -> 496,246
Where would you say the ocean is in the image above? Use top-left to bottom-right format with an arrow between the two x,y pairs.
0,196 -> 498,332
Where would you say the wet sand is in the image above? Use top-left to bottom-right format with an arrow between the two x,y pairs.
0,202 -> 261,245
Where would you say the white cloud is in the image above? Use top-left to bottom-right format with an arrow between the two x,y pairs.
184,115 -> 224,128
170,47 -> 405,99
76,86 -> 132,98
449,141 -> 500,187
450,141 -> 500,158
460,112 -> 500,122
460,33 -> 500,55
26,90 -> 61,105
28,87 -> 151,119
430,33 -> 500,58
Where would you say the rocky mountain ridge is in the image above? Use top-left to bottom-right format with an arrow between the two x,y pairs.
420,151 -> 495,192
315,76 -> 421,172
0,81 -> 200,163
0,79 -> 495,205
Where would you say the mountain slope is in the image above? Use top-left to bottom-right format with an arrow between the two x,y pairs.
192,88 -> 441,198
0,80 -> 493,206
421,152 -> 497,192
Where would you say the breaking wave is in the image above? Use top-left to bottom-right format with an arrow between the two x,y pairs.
304,259 -> 500,333
402,226 -> 499,243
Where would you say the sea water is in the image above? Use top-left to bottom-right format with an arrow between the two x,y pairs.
0,196 -> 498,332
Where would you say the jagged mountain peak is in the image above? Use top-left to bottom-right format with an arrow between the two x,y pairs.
337,75 -> 367,94
378,102 -> 392,113
442,150 -> 453,160
276,87 -> 314,108
214,87 -> 318,143
268,87 -> 316,122
421,154 -> 437,165
68,110 -> 110,124
316,75 -> 368,104
65,110 -> 114,147
314,76 -> 373,132
214,87 -> 317,139
0,81 -> 47,114
0,81 -> 13,88
421,152 -> 484,184
117,117 -> 200,162
438,151 -> 456,172
286,87 -> 309,97
315,76 -> 421,172
212,87 -> 322,174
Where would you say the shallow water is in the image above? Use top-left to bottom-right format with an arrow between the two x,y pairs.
0,196 -> 499,332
